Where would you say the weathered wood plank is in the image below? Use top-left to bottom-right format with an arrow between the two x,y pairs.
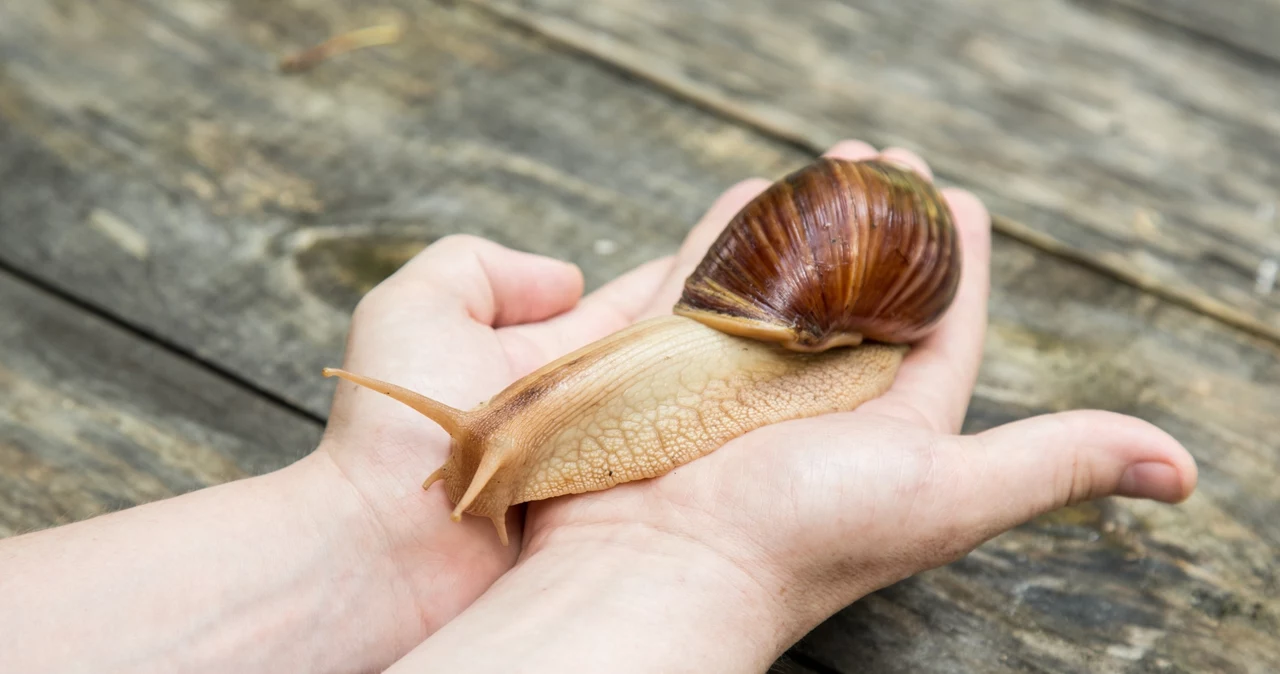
1105,0 -> 1280,64
0,270 -> 321,536
466,0 -> 1280,344
1,1 -> 1278,671
0,0 -> 798,417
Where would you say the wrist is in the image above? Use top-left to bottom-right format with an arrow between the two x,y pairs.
264,451 -> 431,660
0,448 -> 427,674
307,437 -> 517,634
528,523 -> 801,664
395,522 -> 797,674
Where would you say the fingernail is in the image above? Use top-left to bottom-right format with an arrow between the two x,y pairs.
1116,462 -> 1183,502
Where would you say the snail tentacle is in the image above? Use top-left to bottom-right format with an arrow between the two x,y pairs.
322,368 -> 467,437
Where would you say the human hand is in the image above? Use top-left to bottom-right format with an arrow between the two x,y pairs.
314,225 -> 717,633
459,140 -> 1198,670
0,163 -> 779,674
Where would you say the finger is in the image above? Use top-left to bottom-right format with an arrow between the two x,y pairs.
869,188 -> 992,432
635,177 -> 773,319
498,256 -> 674,375
378,234 -> 584,328
334,235 -> 584,416
823,139 -> 878,160
877,146 -> 934,181
941,411 -> 1197,542
577,257 -> 675,319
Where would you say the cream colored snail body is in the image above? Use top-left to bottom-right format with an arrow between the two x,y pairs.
323,158 -> 962,545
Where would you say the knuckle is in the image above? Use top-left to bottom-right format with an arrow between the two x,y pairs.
907,435 -> 947,494
351,270 -> 439,321
351,287 -> 389,323
1058,449 -> 1097,508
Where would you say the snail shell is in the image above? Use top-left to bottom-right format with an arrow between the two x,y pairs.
322,156 -> 962,545
675,158 -> 961,351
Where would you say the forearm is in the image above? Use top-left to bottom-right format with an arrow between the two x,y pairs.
0,453 -> 417,674
389,527 -> 794,674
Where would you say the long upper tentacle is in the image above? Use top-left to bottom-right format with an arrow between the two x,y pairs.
322,368 -> 467,438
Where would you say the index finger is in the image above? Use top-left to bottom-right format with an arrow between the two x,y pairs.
874,186 -> 992,433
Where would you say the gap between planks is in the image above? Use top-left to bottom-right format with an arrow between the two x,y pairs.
455,0 -> 1280,348
0,257 -> 327,427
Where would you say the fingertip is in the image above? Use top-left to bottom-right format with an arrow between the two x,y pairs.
878,147 -> 933,181
513,253 -> 586,320
530,251 -> 583,285
1121,460 -> 1187,503
972,409 -> 1199,516
823,139 -> 878,161
1179,447 -> 1199,501
1125,420 -> 1198,504
559,258 -> 587,296
462,242 -> 585,327
1065,411 -> 1199,504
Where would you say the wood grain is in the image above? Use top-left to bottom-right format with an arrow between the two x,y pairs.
1106,0 -> 1280,64
1,0 -> 1278,671
0,0 -> 798,417
466,0 -> 1280,344
0,270 -> 321,536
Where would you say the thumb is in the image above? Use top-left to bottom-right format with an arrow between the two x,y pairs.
947,410 -> 1197,539
337,235 -> 584,411
374,234 -> 585,328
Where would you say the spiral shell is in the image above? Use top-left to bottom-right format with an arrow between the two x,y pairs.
673,157 -> 961,352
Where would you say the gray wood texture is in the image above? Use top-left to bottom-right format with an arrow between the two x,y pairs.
1,1 -> 1277,671
1106,0 -> 1280,63
0,270 -> 321,536
0,0 -> 797,417
468,0 -> 1280,344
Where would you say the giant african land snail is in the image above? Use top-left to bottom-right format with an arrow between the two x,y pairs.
323,157 -> 962,545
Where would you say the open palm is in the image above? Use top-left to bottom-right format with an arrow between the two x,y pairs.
517,142 -> 1197,626
317,189 -> 698,630
320,139 -> 1194,638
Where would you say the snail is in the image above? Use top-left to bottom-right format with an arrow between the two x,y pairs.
323,157 -> 961,545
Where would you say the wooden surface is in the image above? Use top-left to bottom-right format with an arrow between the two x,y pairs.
1107,0 -> 1280,64
0,269 -> 321,536
0,0 -> 795,417
471,0 -> 1280,343
1,1 -> 1277,672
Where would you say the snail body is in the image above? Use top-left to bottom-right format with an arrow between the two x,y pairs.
323,157 -> 961,545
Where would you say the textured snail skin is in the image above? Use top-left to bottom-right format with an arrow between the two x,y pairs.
675,158 -> 961,351
321,157 -> 960,545
323,320 -> 903,545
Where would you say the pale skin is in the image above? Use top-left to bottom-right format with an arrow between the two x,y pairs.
0,141 -> 1196,673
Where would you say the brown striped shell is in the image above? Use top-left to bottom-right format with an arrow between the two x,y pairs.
674,157 -> 961,352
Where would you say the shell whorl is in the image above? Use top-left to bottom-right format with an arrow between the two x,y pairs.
673,157 -> 962,351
